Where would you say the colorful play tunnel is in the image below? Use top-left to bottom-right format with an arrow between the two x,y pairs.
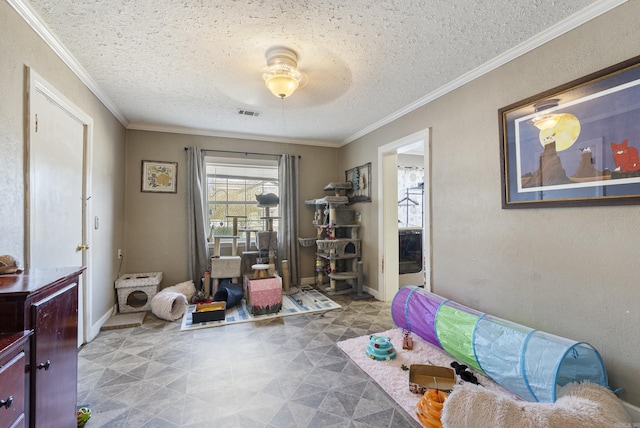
391,286 -> 608,403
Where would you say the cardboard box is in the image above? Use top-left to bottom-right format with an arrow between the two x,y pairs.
409,365 -> 456,394
192,301 -> 226,323
243,275 -> 282,315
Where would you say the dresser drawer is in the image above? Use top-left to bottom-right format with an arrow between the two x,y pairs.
0,351 -> 25,428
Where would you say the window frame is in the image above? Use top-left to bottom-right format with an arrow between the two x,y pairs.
204,155 -> 279,247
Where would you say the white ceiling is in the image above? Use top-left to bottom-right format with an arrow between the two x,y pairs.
12,0 -> 625,146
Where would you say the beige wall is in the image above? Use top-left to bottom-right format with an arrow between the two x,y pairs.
124,130 -> 340,286
341,1 -> 640,406
0,1 -> 127,339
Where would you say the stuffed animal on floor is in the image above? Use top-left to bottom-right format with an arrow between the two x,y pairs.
451,361 -> 480,385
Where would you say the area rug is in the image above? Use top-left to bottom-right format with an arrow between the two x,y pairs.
336,328 -> 516,423
180,285 -> 341,331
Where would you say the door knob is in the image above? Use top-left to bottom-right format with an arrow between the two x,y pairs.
76,244 -> 90,251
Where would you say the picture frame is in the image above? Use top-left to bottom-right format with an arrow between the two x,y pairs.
141,160 -> 178,193
345,162 -> 372,204
499,55 -> 640,208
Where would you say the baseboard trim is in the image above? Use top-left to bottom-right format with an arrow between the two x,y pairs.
299,277 -> 382,300
88,305 -> 116,342
623,400 -> 640,422
363,285 -> 381,300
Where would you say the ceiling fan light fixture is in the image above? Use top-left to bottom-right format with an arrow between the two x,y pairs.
263,47 -> 302,99
264,71 -> 300,99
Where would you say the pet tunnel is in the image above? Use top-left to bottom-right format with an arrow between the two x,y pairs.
391,285 -> 445,349
391,286 -> 608,402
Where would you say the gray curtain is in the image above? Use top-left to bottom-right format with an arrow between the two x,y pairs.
278,154 -> 300,285
186,147 -> 209,285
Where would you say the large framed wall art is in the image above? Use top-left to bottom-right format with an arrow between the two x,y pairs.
499,55 -> 640,208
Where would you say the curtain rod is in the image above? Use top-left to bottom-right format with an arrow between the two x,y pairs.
184,147 -> 300,158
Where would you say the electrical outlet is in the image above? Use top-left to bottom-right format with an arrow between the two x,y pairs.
117,249 -> 122,259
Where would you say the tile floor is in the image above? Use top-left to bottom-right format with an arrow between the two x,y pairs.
77,291 -> 422,427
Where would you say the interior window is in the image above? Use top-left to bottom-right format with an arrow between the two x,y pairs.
205,156 -> 279,244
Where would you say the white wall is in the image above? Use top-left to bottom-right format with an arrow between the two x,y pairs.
340,1 -> 640,407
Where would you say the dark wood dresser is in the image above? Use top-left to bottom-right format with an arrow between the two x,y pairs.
0,331 -> 30,428
0,267 -> 85,428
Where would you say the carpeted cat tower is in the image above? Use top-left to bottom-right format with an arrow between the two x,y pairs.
391,285 -> 608,403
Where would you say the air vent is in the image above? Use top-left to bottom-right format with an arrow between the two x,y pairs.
237,109 -> 261,117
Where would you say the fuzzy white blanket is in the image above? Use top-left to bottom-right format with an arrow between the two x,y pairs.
337,328 -> 632,427
441,381 -> 632,428
150,280 -> 196,321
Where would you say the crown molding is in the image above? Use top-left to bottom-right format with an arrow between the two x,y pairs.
342,0 -> 628,145
8,0 -> 129,127
10,0 -> 626,147
127,122 -> 341,148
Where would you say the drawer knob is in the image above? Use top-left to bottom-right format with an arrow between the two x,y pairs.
37,359 -> 51,370
0,396 -> 13,409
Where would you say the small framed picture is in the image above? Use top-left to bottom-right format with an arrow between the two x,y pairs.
345,162 -> 372,204
141,160 -> 178,193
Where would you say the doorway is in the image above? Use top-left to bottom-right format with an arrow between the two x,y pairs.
377,129 -> 431,301
26,69 -> 93,346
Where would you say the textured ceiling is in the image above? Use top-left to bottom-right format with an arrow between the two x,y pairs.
15,0 -> 621,145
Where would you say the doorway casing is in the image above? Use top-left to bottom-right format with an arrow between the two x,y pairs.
377,128 -> 431,302
26,68 -> 93,346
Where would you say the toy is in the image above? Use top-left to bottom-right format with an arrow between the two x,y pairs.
366,335 -> 397,361
402,329 -> 413,350
416,388 -> 448,428
451,361 -> 480,385
77,406 -> 91,427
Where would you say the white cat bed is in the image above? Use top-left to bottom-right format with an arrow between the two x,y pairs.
150,280 -> 196,321
441,381 -> 632,428
115,272 -> 163,313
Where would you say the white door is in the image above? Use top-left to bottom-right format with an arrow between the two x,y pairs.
27,70 -> 93,346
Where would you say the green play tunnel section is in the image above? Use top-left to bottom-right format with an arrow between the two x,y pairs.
392,286 -> 608,402
435,302 -> 483,372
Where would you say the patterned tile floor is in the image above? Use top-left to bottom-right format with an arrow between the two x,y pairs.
77,291 -> 422,427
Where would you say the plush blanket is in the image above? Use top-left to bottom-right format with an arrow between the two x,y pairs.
441,381 -> 632,428
150,280 -> 196,321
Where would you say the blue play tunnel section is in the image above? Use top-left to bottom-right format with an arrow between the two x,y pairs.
391,286 -> 607,402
